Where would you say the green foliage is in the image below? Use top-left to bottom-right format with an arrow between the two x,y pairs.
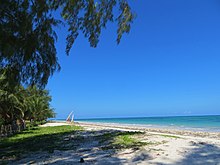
0,70 -> 23,124
0,0 -> 135,87
99,131 -> 151,150
0,72 -> 55,126
0,125 -> 83,159
114,134 -> 138,146
0,0 -> 135,134
0,0 -> 61,86
54,0 -> 135,55
20,86 -> 56,122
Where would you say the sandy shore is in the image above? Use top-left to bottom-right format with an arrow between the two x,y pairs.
39,122 -> 70,127
13,122 -> 220,165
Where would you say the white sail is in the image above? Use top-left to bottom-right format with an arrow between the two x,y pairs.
66,111 -> 73,122
71,113 -> 74,122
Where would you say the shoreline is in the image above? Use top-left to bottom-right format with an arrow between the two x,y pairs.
51,117 -> 220,133
49,120 -> 220,139
76,121 -> 220,140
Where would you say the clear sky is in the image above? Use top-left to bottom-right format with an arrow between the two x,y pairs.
47,0 -> 220,119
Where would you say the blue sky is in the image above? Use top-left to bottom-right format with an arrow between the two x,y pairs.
47,0 -> 220,119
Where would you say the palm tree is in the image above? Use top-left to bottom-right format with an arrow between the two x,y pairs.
23,86 -> 55,123
0,72 -> 55,127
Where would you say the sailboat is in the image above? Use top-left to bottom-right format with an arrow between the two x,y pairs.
71,113 -> 74,122
66,111 -> 74,123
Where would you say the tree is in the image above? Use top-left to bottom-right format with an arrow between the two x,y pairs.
23,86 -> 55,122
0,0 -> 135,87
0,69 -> 22,125
0,74 -> 55,126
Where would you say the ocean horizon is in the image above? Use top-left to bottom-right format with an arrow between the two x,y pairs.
54,114 -> 220,132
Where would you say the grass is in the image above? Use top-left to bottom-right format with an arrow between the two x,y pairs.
113,134 -> 144,147
99,131 -> 152,150
0,126 -> 154,163
0,125 -> 83,160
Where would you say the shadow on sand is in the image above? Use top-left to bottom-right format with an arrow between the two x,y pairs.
2,127 -> 220,165
175,142 -> 220,165
1,128 -> 151,164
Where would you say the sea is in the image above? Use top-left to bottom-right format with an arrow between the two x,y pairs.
71,115 -> 220,132
76,115 -> 220,132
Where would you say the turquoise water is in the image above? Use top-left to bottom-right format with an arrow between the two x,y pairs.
74,115 -> 220,132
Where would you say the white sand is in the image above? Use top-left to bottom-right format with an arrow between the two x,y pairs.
10,122 -> 220,165
39,122 -> 70,127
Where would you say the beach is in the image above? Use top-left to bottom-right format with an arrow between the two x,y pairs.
2,1 -> 220,165
8,121 -> 220,165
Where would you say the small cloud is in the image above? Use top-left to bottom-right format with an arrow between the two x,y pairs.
183,110 -> 192,114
